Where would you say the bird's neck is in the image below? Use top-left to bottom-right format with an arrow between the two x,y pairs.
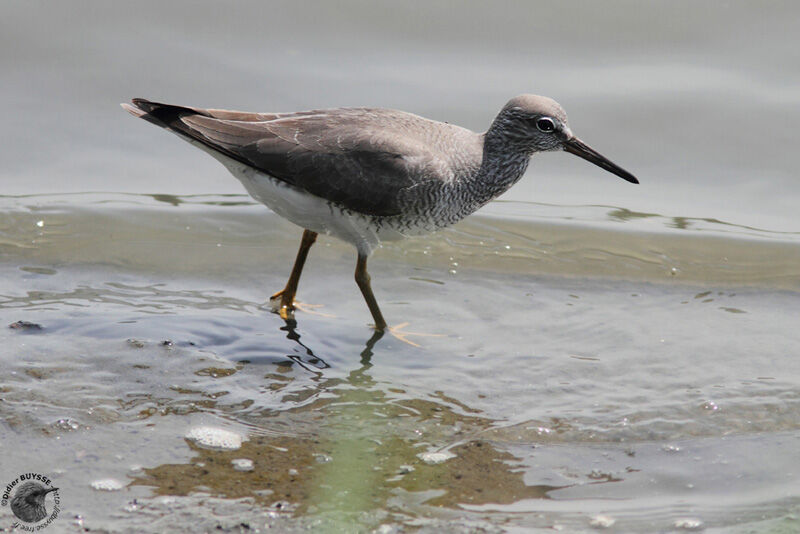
454,129 -> 532,212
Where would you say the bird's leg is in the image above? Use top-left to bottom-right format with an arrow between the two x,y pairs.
354,254 -> 445,347
354,253 -> 388,331
271,229 -> 317,320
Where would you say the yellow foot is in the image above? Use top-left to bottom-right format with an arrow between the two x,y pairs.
382,322 -> 445,348
268,293 -> 336,319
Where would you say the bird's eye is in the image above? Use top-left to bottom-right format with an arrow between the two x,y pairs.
536,117 -> 556,133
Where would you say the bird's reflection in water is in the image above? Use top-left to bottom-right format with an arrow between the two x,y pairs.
277,319 -> 385,373
278,319 -> 330,372
275,319 -> 566,511
137,316 -> 569,511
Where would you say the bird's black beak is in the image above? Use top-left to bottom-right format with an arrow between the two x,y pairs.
44,487 -> 58,494
564,137 -> 639,184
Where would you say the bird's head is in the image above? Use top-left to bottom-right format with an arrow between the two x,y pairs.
491,94 -> 638,184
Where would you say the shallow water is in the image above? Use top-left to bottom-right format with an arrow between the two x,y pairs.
1,194 -> 799,532
3,1 -> 800,532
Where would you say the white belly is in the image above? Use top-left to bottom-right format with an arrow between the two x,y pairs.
190,140 -> 413,255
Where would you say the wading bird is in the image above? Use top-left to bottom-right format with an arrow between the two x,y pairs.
123,95 -> 637,339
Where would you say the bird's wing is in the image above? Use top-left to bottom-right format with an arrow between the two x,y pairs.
125,99 -> 453,216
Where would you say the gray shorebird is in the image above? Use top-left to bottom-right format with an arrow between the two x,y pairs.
122,95 -> 637,337
10,481 -> 57,523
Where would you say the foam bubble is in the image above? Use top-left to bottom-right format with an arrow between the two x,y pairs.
90,478 -> 125,491
417,451 -> 456,464
185,426 -> 243,451
231,458 -> 254,472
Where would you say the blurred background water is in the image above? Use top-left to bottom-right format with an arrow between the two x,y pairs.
1,1 -> 799,533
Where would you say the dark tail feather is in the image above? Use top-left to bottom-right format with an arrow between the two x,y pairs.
120,98 -> 251,168
120,98 -> 209,130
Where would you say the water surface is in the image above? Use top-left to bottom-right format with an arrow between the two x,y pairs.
1,194 -> 799,532
1,1 -> 800,532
